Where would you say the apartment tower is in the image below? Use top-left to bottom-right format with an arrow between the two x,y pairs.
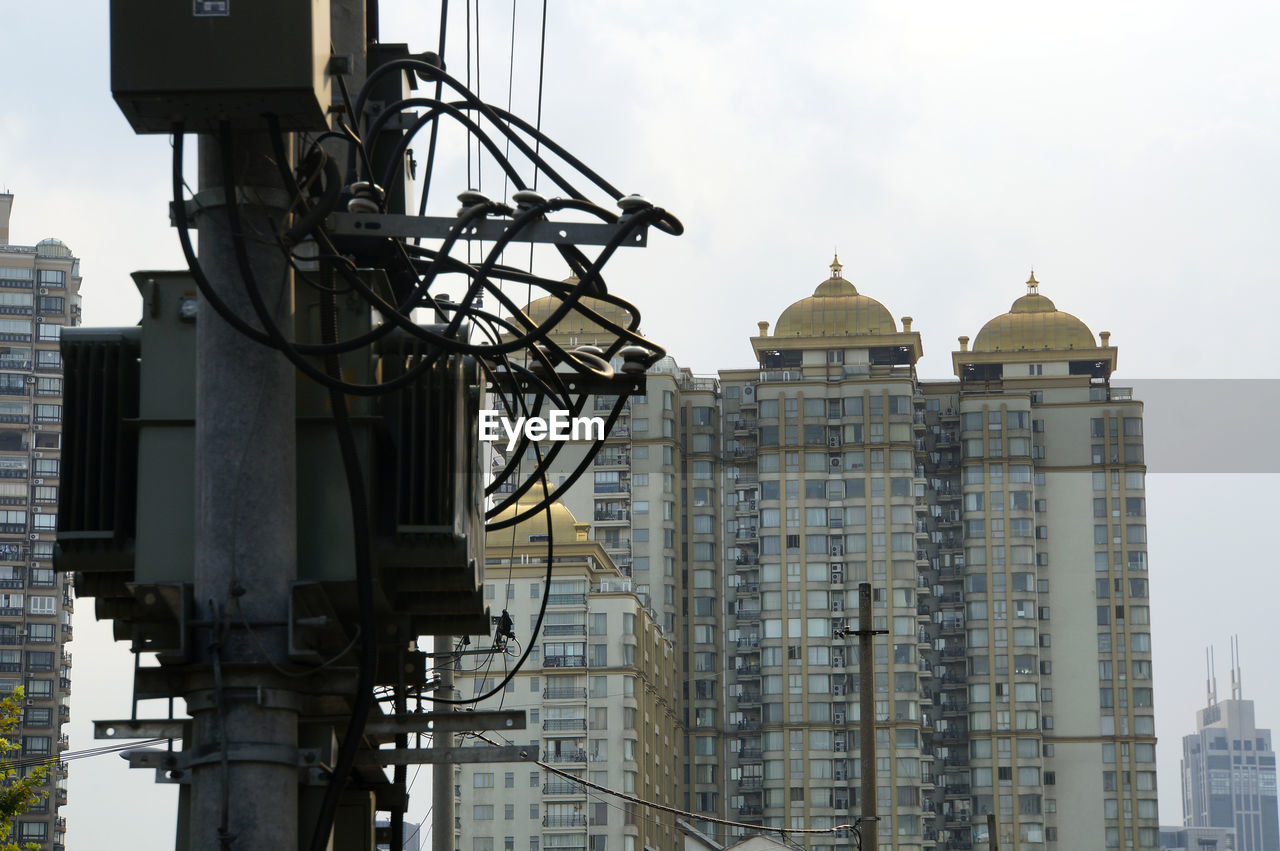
0,193 -> 77,850
461,260 -> 1158,851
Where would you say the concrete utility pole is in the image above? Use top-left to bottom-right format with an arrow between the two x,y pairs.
190,129 -> 298,850
858,582 -> 877,851
433,637 -> 457,851
987,813 -> 999,850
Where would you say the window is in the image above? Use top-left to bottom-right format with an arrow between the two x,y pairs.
27,596 -> 55,615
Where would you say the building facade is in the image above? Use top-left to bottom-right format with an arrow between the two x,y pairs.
0,193 -> 77,850
1160,825 -> 1237,851
1179,648 -> 1279,851
463,260 -> 1158,851
455,498 -> 681,851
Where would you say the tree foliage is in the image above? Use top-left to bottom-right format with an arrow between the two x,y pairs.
0,687 -> 48,851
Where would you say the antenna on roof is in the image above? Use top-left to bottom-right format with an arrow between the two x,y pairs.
1209,645 -> 1218,706
1231,634 -> 1242,700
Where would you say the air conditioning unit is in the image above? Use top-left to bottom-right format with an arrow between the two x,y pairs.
30,425 -> 39,431
25,699 -> 33,706
742,386 -> 753,397
32,479 -> 43,485
829,458 -> 841,468
38,288 -> 48,295
33,317 -> 43,324
30,563 -> 38,570
32,452 -> 42,459
28,534 -> 38,541
829,437 -> 840,447
24,376 -> 35,384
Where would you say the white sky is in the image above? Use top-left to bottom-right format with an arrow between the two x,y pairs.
4,1 -> 1280,846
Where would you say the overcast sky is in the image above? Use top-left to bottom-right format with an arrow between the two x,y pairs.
5,1 -> 1280,847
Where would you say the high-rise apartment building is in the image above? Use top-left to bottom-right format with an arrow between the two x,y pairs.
1179,644 -> 1279,850
0,193 -> 78,850
461,259 -> 1157,851
456,498 -> 681,851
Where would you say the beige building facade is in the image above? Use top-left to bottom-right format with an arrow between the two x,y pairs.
455,499 -> 681,851
464,262 -> 1157,851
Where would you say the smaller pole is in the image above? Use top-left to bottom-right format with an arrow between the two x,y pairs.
433,637 -> 456,851
988,812 -> 999,850
858,583 -> 877,851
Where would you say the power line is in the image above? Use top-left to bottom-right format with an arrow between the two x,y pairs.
2,737 -> 170,771
472,734 -> 868,840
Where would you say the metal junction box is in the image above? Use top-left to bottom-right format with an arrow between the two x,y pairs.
110,0 -> 331,133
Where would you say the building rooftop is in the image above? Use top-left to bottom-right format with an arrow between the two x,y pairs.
522,278 -> 637,342
972,272 -> 1097,352
771,256 -> 898,338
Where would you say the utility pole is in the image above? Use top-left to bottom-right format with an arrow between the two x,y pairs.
987,812 -> 999,850
857,582 -> 878,851
433,638 -> 457,851
189,129 -> 298,850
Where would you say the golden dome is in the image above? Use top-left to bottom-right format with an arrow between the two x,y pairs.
522,278 -> 636,340
972,273 -> 1096,352
487,491 -> 587,550
772,256 -> 897,337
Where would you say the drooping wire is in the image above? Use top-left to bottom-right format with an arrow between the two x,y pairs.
413,0 -> 449,233
166,34 -> 682,846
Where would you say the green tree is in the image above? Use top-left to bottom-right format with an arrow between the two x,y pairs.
0,687 -> 48,851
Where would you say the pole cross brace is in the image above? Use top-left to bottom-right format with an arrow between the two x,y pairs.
324,211 -> 649,248
123,744 -> 324,784
355,744 -> 532,767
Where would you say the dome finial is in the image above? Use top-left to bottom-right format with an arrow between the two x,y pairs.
1026,269 -> 1039,294
830,252 -> 843,279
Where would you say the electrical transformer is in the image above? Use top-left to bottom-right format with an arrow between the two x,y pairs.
110,0 -> 332,133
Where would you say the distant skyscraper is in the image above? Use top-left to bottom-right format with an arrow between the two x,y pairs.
0,193 -> 79,850
1180,639 -> 1279,851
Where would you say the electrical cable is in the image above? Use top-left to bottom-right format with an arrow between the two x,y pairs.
413,0 -> 449,232
2,737 -> 171,771
430,460 -> 552,706
164,31 -> 683,839
303,193 -> 379,851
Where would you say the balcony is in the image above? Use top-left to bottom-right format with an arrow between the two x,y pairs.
543,719 -> 587,732
739,747 -> 762,761
593,455 -> 630,467
543,815 -> 589,828
543,655 -> 586,668
543,624 -> 586,637
736,777 -> 764,789
542,749 -> 587,764
735,608 -> 760,622
544,781 -> 586,795
593,509 -> 630,522
737,805 -> 763,817
547,594 -> 586,606
544,687 -> 587,700
593,482 -> 630,494
736,636 -> 760,650
735,719 -> 761,732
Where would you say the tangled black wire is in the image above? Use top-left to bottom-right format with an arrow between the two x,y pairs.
169,45 -> 680,851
